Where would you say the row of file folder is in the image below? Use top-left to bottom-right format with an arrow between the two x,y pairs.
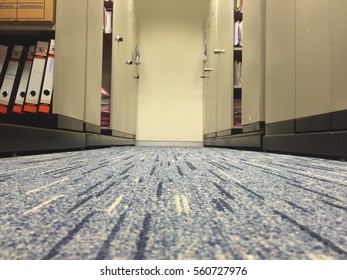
0,39 -> 55,114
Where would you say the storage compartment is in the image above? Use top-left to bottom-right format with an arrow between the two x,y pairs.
0,0 -> 56,24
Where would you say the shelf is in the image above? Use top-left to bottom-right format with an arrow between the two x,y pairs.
204,130 -> 263,149
86,133 -> 135,148
0,122 -> 86,154
0,29 -> 55,45
0,122 -> 135,155
264,131 -> 347,158
0,114 -> 84,132
0,23 -> 55,31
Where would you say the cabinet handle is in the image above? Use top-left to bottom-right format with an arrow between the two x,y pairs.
115,36 -> 123,42
213,49 -> 226,54
134,75 -> 140,79
126,60 -> 133,65
203,67 -> 214,72
200,75 -> 209,78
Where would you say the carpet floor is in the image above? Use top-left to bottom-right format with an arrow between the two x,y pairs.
0,146 -> 346,260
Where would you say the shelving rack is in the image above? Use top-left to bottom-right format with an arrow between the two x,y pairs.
263,0 -> 347,158
1,0 -> 346,159
0,0 -> 136,155
203,0 -> 265,149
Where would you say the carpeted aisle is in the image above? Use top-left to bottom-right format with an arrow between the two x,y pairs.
0,147 -> 346,260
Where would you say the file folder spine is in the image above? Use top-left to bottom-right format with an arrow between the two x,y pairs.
0,44 -> 9,87
0,45 -> 23,114
12,45 -> 35,113
38,39 -> 55,114
23,41 -> 49,113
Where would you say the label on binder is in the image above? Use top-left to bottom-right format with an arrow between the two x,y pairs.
23,41 -> 49,113
0,45 -> 23,114
38,39 -> 54,113
12,45 -> 35,113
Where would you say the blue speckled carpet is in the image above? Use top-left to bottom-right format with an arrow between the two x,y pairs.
0,147 -> 346,260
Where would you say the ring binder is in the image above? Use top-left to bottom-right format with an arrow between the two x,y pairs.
12,45 -> 35,113
23,41 -> 49,113
38,39 -> 55,113
0,45 -> 24,114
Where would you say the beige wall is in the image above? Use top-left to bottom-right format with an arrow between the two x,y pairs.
135,0 -> 209,144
